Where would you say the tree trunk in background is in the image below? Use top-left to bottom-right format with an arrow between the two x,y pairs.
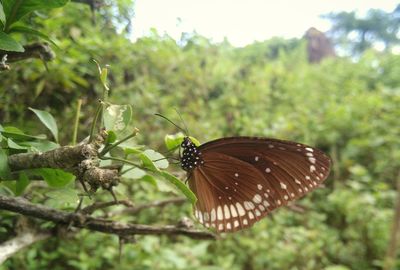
304,27 -> 336,63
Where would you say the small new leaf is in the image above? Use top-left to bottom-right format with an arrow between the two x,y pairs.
29,107 -> 59,142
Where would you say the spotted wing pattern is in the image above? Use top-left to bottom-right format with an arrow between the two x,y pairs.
187,137 -> 331,233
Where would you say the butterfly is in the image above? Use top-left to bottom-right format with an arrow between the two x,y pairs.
180,136 -> 331,233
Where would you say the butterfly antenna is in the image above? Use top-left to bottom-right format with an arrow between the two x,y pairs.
173,108 -> 190,135
155,113 -> 187,135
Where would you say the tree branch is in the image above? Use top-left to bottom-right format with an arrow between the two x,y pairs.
0,195 -> 216,240
0,43 -> 55,64
0,230 -> 51,264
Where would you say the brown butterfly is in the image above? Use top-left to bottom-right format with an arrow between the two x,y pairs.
180,136 -> 331,233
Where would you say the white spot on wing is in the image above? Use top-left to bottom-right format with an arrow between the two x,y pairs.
306,147 -> 314,152
248,212 -> 255,219
265,168 -> 271,173
253,194 -> 262,204
255,156 -> 259,161
309,157 -> 316,164
234,220 -> 239,228
255,210 -> 261,216
199,212 -> 204,223
310,165 -> 316,172
244,201 -> 255,210
217,206 -> 223,220
257,184 -> 263,190
263,200 -> 270,207
236,203 -> 245,216
230,204 -> 238,217
243,219 -> 248,225
280,182 -> 287,189
224,205 -> 230,219
210,209 -> 216,222
218,224 -> 224,230
226,222 -> 232,230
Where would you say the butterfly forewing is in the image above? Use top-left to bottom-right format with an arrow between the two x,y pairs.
184,137 -> 331,233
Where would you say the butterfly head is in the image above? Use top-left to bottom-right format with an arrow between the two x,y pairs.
180,137 -> 203,171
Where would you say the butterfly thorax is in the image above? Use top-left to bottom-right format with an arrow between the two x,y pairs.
180,137 -> 203,171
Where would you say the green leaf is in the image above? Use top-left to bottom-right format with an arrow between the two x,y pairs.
0,182 -> 16,195
7,138 -> 29,150
2,0 -> 69,27
0,3 -> 6,24
189,136 -> 201,147
164,133 -> 201,150
105,130 -> 117,144
164,133 -> 185,151
45,188 -> 79,209
124,146 -> 143,156
1,126 -> 46,141
0,30 -> 24,52
0,148 -> 10,180
159,171 -> 196,204
100,67 -> 109,90
139,152 -> 159,172
16,171 -> 29,195
9,25 -> 57,47
29,108 -> 58,142
103,104 -> 132,133
32,168 -> 75,188
123,167 -> 146,179
140,175 -> 158,188
143,149 -> 169,169
19,140 -> 59,152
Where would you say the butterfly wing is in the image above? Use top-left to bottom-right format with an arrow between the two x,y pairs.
189,152 -> 276,232
190,137 -> 331,232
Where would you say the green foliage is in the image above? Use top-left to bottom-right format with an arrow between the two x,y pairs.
324,5 -> 400,54
0,0 -> 68,51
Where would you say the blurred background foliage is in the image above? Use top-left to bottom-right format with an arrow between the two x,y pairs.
1,1 -> 400,269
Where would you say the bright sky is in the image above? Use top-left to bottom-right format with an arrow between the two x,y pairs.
132,0 -> 399,47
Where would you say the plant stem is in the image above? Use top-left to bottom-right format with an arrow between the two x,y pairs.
100,156 -> 141,169
88,100 -> 103,143
99,128 -> 139,156
72,99 -> 82,145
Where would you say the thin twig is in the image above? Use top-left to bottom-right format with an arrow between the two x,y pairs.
0,195 -> 215,240
99,128 -> 139,156
81,199 -> 134,215
72,99 -> 82,145
88,100 -> 103,143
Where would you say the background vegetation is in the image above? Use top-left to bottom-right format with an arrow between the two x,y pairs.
1,1 -> 400,269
